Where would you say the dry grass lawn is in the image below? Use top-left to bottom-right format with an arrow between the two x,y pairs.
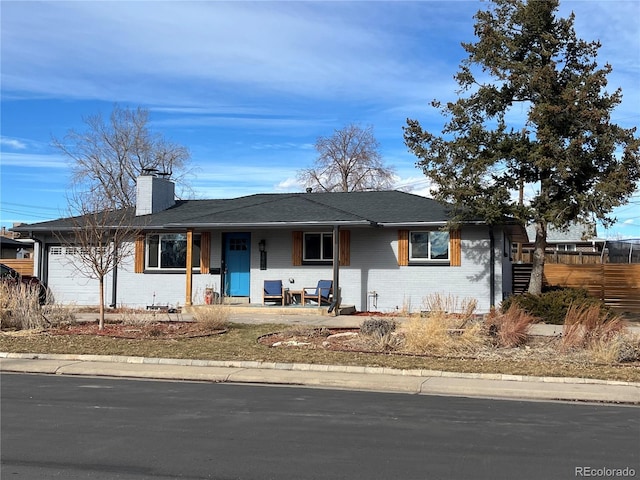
1,322 -> 639,383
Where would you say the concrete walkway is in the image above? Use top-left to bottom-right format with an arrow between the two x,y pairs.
2,309 -> 639,404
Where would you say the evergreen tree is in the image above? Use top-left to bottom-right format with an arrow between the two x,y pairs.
404,0 -> 639,294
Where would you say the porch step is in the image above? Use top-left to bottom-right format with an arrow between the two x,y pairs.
222,297 -> 250,305
187,304 -> 357,317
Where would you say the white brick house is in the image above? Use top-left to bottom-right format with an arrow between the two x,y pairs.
14,175 -> 527,314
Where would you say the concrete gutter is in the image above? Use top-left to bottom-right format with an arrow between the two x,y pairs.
1,353 -> 638,405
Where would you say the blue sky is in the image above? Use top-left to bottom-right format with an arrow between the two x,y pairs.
1,0 -> 639,239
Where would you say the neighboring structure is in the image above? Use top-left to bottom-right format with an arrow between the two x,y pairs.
525,222 -> 602,253
12,174 -> 527,313
514,222 -> 605,264
0,233 -> 35,276
0,236 -> 33,259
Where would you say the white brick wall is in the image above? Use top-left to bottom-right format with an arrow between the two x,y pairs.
43,226 -> 512,313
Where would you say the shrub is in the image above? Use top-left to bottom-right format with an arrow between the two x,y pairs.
119,309 -> 160,326
501,287 -> 609,325
192,304 -> 230,331
422,293 -> 477,324
485,304 -> 537,348
41,303 -> 77,326
403,311 -> 485,356
560,304 -> 625,352
360,318 -> 396,337
587,333 -> 640,364
0,281 -> 48,330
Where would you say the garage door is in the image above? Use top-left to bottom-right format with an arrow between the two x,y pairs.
47,246 -> 111,306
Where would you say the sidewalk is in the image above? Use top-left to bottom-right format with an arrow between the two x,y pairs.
1,353 -> 638,404
2,309 -> 639,404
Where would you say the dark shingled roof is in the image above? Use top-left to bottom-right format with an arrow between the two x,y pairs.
0,236 -> 32,248
12,191 -> 472,232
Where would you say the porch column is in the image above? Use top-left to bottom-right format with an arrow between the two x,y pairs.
331,225 -> 340,316
185,229 -> 193,306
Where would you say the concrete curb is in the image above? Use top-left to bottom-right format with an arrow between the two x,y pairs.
0,351 -> 636,386
2,352 -> 639,404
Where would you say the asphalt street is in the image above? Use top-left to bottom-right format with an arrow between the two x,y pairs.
2,373 -> 639,480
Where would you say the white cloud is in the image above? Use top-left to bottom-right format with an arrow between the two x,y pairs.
275,177 -> 304,192
0,152 -> 68,169
0,137 -> 27,150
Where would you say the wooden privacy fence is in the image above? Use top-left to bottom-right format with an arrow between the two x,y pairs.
513,264 -> 640,314
0,258 -> 34,276
517,250 -> 606,264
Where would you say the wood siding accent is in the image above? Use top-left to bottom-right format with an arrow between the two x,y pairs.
1,258 -> 34,276
397,230 -> 409,266
134,235 -> 145,273
449,229 -> 461,267
339,230 -> 350,266
292,231 -> 303,266
514,264 -> 640,314
200,232 -> 210,274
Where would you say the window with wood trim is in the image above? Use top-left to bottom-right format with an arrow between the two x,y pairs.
304,233 -> 333,261
398,229 -> 461,266
292,230 -> 350,266
134,233 -> 205,272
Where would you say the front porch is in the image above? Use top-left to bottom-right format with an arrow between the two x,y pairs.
188,302 -> 357,317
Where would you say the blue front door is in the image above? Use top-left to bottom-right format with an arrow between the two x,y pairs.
224,233 -> 250,297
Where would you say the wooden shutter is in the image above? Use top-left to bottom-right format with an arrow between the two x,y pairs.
398,230 -> 409,266
339,230 -> 350,266
292,231 -> 303,266
449,229 -> 461,267
134,234 -> 145,273
200,232 -> 210,274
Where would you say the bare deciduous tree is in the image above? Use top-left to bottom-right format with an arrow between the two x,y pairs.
298,124 -> 395,192
57,191 -> 141,330
53,105 -> 191,209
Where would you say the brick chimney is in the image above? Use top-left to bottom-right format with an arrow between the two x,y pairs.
135,169 -> 175,216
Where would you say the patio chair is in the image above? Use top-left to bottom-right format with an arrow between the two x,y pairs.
302,280 -> 333,306
263,280 -> 286,305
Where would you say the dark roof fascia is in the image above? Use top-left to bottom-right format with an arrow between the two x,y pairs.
377,221 -> 457,228
12,225 -> 128,235
162,220 -> 374,229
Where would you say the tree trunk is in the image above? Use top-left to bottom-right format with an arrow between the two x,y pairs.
98,276 -> 105,330
528,219 -> 547,295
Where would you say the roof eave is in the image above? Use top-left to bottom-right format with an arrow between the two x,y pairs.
163,220 -> 373,228
378,221 -> 475,228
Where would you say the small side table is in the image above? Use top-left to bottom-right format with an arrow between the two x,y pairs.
288,290 -> 303,305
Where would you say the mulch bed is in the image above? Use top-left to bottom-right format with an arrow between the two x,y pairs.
48,321 -> 226,340
258,327 -> 640,367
